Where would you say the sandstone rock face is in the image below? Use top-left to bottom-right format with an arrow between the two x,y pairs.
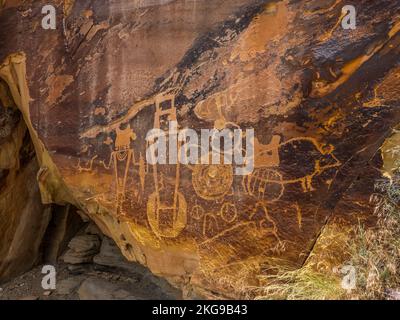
0,0 -> 399,298
0,80 -> 51,282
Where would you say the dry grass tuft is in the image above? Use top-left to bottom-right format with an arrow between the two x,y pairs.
348,178 -> 400,299
255,263 -> 344,300
254,176 -> 400,300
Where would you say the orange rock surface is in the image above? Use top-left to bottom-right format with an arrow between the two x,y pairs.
0,0 -> 399,298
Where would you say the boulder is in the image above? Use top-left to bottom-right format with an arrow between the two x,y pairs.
68,235 -> 101,254
62,234 -> 100,264
94,237 -> 138,272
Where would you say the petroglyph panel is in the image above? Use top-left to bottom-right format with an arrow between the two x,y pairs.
1,0 -> 399,298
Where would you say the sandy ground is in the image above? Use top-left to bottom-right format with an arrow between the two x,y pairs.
0,262 -> 180,300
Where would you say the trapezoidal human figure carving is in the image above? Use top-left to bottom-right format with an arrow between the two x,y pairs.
100,123 -> 137,216
146,94 -> 188,239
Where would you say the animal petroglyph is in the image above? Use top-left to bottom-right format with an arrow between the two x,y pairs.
245,136 -> 341,195
76,155 -> 98,172
277,137 -> 341,192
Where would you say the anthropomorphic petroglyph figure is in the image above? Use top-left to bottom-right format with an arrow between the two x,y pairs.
101,123 -> 137,215
147,94 -> 188,238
